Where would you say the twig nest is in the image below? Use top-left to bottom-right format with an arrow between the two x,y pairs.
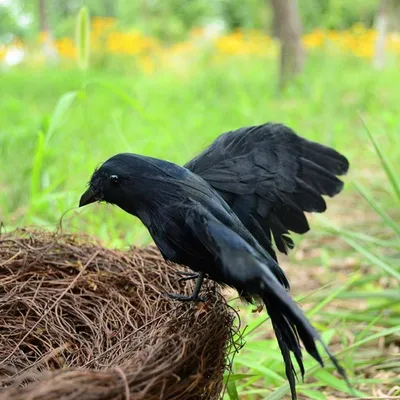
0,229 -> 235,400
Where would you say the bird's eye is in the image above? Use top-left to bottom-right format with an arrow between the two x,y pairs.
109,175 -> 119,185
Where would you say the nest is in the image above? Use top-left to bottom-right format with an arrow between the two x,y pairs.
0,229 -> 236,400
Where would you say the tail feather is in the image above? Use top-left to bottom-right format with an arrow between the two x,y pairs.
320,340 -> 348,381
241,255 -> 348,398
274,323 -> 299,398
261,287 -> 348,400
186,204 -> 350,400
266,302 -> 305,389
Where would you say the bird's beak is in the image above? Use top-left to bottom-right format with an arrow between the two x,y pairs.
79,187 -> 96,207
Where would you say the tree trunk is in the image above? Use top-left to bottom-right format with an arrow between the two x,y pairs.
38,0 -> 49,32
270,0 -> 305,90
374,0 -> 389,69
104,0 -> 116,16
38,0 -> 58,62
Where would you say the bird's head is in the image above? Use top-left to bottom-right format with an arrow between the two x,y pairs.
80,152 -> 186,216
79,153 -> 145,210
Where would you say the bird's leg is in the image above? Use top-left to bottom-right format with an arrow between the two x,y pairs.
176,271 -> 199,282
165,272 -> 205,302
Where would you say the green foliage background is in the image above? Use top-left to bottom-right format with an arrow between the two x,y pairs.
4,0 -> 393,42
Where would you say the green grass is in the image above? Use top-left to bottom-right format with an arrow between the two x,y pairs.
1,52 -> 399,398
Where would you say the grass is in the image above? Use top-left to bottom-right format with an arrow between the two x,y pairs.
1,52 -> 399,399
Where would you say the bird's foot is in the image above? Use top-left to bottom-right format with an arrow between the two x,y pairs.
176,271 -> 199,282
167,272 -> 205,302
164,292 -> 205,302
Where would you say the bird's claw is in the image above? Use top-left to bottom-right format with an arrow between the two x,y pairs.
164,292 -> 205,302
176,271 -> 199,282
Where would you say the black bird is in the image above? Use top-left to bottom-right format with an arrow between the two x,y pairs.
79,123 -> 350,399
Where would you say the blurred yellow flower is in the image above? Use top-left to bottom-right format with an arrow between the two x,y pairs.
303,29 -> 326,48
0,45 -> 6,60
55,38 -> 76,59
92,16 -> 116,33
3,19 -> 399,71
106,31 -> 159,56
214,30 -> 273,56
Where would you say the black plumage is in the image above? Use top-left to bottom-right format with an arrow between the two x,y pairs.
79,122 -> 350,399
185,123 -> 349,256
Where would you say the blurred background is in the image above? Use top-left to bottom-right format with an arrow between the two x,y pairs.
0,1 -> 399,399
0,0 -> 399,241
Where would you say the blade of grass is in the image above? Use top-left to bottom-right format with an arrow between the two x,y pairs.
223,373 -> 259,383
319,223 -> 400,249
46,91 -> 80,144
264,325 -> 400,400
83,80 -> 157,126
112,111 -> 132,151
353,181 -> 400,237
341,236 -> 400,280
307,272 -> 361,318
359,115 -> 400,204
300,389 -> 327,400
226,379 -> 239,400
326,290 -> 400,300
235,356 -> 286,381
75,6 -> 90,70
313,369 -> 358,396
30,131 -> 45,206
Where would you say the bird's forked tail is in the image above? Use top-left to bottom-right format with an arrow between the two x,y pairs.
186,204 -> 350,400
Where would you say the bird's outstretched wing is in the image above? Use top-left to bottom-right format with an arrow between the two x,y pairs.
184,123 -> 349,254
184,204 -> 348,400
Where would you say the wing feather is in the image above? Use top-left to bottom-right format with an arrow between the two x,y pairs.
185,123 -> 349,255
